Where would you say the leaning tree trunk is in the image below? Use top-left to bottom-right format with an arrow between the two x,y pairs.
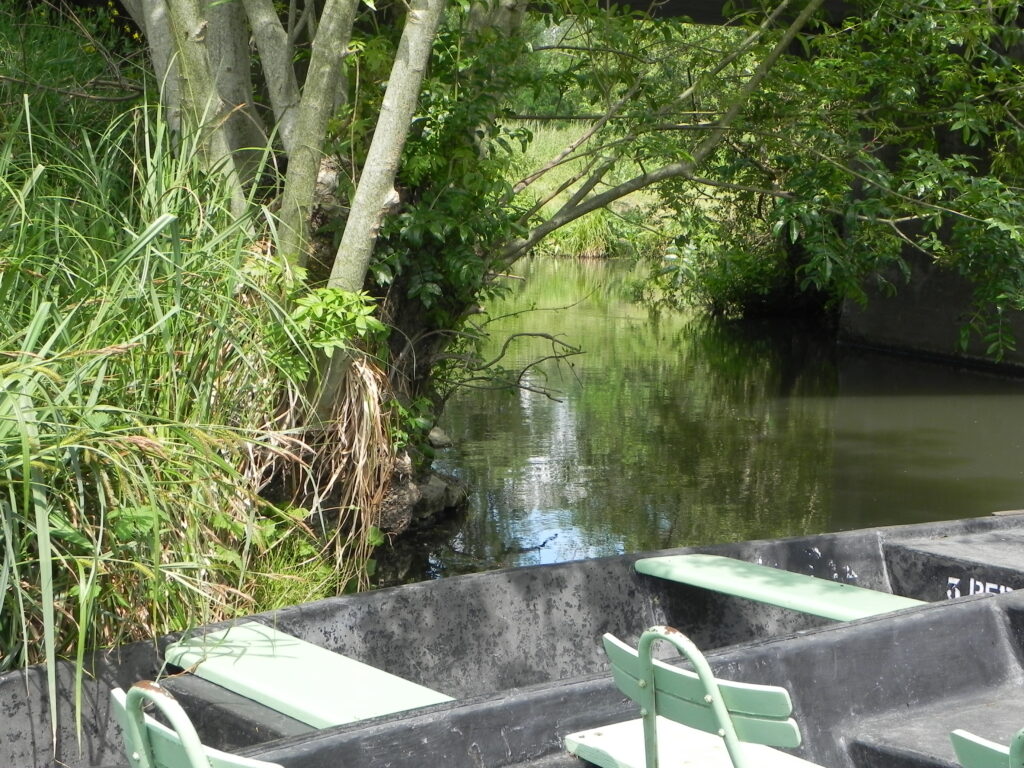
240,0 -> 301,156
327,0 -> 448,293
314,0 -> 448,419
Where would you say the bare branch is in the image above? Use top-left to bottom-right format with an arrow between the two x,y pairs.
529,44 -> 653,64
518,158 -> 597,224
684,173 -> 794,198
477,332 -> 581,372
0,75 -> 142,102
276,0 -> 361,265
509,80 -> 642,200
328,0 -> 448,291
500,0 -> 828,263
668,0 -> 796,116
443,332 -> 584,404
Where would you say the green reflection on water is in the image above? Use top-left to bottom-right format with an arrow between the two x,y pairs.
385,257 -> 1024,581
425,257 -> 839,574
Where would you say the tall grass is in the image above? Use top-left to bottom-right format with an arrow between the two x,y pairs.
0,86 -> 386,730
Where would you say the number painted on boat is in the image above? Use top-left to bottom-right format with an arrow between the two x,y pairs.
946,576 -> 1014,599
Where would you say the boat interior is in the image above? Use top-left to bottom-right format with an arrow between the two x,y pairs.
4,513 -> 1024,768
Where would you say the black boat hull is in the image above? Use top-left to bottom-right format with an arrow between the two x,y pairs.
5,513 -> 1024,768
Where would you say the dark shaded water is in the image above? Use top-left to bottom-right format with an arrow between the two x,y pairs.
385,257 -> 1024,581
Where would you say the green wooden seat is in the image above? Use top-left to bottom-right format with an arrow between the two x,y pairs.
164,621 -> 453,728
951,727 -> 1024,767
111,681 -> 282,768
565,626 -> 823,768
634,554 -> 924,621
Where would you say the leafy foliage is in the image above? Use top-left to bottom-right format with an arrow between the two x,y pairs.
648,1 -> 1024,350
0,1 -> 141,131
371,14 -> 531,321
292,289 -> 387,353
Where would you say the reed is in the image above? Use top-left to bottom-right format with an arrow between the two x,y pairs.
0,85 -> 387,735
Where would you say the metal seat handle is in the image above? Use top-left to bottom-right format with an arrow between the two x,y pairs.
123,681 -> 212,768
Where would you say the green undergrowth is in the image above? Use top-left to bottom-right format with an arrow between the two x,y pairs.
0,76 -> 380,717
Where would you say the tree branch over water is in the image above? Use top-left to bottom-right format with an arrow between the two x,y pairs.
442,330 -> 583,404
500,0 -> 827,263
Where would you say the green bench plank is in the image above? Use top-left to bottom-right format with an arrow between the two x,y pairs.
951,727 -> 1024,768
566,716 -> 823,768
635,554 -> 924,621
164,622 -> 453,729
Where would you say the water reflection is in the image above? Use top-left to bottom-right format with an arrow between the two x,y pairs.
831,350 -> 1024,529
386,257 -> 1024,580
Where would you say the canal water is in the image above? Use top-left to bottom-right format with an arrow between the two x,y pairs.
387,257 -> 1024,581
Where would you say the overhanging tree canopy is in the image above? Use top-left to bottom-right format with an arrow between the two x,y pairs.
110,0 -> 1024,402
117,0 -> 832,403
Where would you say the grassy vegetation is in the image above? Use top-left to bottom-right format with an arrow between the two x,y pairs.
0,1 -> 385,703
510,121 -> 676,260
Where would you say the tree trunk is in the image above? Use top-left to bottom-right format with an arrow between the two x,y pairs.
163,0 -> 247,214
207,0 -> 269,185
241,0 -> 301,156
276,0 -> 361,267
313,0 -> 447,419
126,0 -> 182,135
327,0 -> 448,292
